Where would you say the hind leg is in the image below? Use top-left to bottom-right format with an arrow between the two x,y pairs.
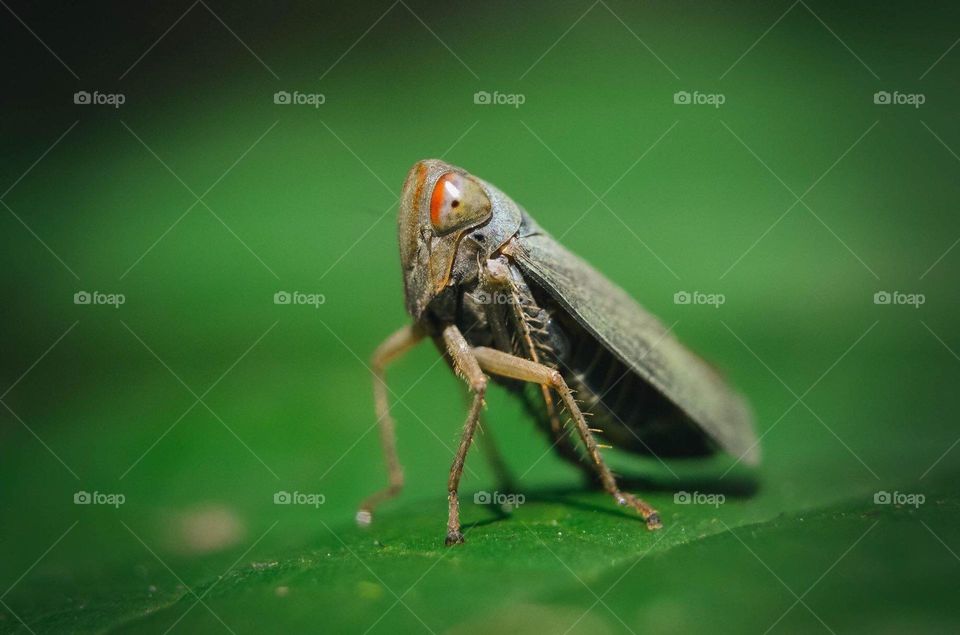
539,385 -> 603,486
472,346 -> 661,529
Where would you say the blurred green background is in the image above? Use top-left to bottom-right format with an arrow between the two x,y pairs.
2,0 -> 959,632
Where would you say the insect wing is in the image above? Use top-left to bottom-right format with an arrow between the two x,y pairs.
508,220 -> 760,466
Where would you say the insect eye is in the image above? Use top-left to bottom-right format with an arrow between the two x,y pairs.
429,172 -> 491,235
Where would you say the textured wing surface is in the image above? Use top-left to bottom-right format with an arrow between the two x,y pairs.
509,226 -> 760,465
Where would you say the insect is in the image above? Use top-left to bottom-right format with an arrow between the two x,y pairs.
356,159 -> 759,545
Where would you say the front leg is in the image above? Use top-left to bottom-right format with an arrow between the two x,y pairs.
471,346 -> 662,530
441,324 -> 487,546
356,324 -> 424,526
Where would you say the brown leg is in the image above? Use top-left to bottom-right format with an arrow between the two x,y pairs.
479,264 -> 595,485
471,346 -> 661,530
541,387 -> 602,485
356,324 -> 424,527
442,325 -> 487,546
474,409 -> 517,492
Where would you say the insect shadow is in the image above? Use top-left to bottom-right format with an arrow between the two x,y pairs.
462,471 -> 760,531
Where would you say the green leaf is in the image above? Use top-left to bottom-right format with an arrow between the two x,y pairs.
4,478 -> 957,634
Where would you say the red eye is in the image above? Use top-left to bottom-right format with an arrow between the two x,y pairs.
430,173 -> 461,226
429,172 -> 491,234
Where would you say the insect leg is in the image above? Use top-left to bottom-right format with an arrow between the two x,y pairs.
541,391 -> 601,485
473,405 -> 517,493
471,346 -> 662,530
442,324 -> 487,546
482,264 -> 597,484
356,324 -> 425,527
